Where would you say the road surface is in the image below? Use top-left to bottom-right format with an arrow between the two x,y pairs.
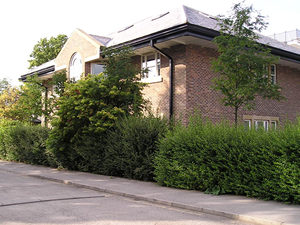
0,169 -> 250,225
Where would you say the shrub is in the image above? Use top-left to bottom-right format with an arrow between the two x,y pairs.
154,116 -> 300,204
103,115 -> 168,181
47,47 -> 146,171
0,122 -> 54,166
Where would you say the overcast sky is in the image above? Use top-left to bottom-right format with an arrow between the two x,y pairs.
0,0 -> 299,86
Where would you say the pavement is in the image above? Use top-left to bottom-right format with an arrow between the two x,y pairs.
0,160 -> 299,225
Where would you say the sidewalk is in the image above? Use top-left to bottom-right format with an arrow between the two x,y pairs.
0,160 -> 299,225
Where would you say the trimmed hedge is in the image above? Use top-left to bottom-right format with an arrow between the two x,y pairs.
0,121 -> 55,167
154,117 -> 300,204
103,115 -> 168,181
46,115 -> 168,178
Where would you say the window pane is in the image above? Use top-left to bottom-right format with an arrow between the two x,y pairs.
271,75 -> 276,84
255,120 -> 268,131
270,65 -> 276,84
91,63 -> 105,75
70,53 -> 82,81
141,56 -> 147,79
141,53 -> 160,80
271,121 -> 277,130
157,54 -> 161,76
270,65 -> 275,75
256,121 -> 264,130
147,55 -> 156,78
244,120 -> 251,130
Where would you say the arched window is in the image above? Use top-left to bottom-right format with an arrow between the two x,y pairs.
69,53 -> 82,81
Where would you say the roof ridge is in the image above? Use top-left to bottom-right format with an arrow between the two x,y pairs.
182,5 -> 216,22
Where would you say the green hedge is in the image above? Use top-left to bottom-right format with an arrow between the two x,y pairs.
0,121 -> 55,166
103,115 -> 168,181
154,117 -> 300,204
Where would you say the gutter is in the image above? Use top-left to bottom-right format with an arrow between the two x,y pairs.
20,65 -> 55,82
150,40 -> 174,120
113,24 -> 300,64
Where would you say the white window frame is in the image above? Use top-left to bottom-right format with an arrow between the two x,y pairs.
141,53 -> 162,83
69,53 -> 83,82
243,115 -> 279,131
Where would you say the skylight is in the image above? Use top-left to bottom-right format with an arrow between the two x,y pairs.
118,25 -> 134,33
152,12 -> 169,21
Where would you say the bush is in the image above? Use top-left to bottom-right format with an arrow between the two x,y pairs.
103,115 -> 168,181
0,122 -> 55,166
47,47 -> 146,171
154,116 -> 300,204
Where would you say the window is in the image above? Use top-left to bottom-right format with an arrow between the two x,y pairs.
69,53 -> 82,81
270,121 -> 277,130
141,53 -> 161,82
243,115 -> 279,131
270,64 -> 276,85
255,120 -> 269,131
265,64 -> 276,84
91,63 -> 105,75
244,120 -> 251,130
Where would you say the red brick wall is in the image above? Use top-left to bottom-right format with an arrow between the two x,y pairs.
186,45 -> 234,122
136,43 -> 300,124
85,62 -> 91,75
140,45 -> 188,121
185,44 -> 300,123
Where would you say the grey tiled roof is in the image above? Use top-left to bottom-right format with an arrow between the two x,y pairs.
106,6 -> 187,47
258,34 -> 300,55
184,5 -> 219,30
89,34 -> 111,45
102,5 -> 300,56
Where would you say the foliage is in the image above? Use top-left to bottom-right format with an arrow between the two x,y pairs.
212,2 -> 283,125
0,121 -> 55,167
47,47 -> 146,171
0,78 -> 10,94
0,73 -> 67,124
28,34 -> 68,69
103,115 -> 168,181
154,116 -> 300,204
17,75 -> 45,122
0,75 -> 45,123
50,71 -> 67,97
0,86 -> 21,120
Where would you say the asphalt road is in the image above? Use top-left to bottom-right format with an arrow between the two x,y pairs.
0,170 -> 250,225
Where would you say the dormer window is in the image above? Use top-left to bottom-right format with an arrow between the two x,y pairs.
69,53 -> 82,81
141,53 -> 162,83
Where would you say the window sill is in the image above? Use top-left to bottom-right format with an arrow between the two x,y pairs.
141,76 -> 163,84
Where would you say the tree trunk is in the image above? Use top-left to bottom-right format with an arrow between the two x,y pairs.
234,106 -> 238,128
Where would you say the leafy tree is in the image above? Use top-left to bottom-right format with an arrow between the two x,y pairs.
28,34 -> 68,69
0,86 -> 21,120
0,78 -> 10,94
0,76 -> 49,123
212,2 -> 284,126
4,75 -> 45,123
47,47 -> 146,170
50,71 -> 67,97
0,71 -> 67,124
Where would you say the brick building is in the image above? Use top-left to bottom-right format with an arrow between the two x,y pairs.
20,6 -> 300,129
